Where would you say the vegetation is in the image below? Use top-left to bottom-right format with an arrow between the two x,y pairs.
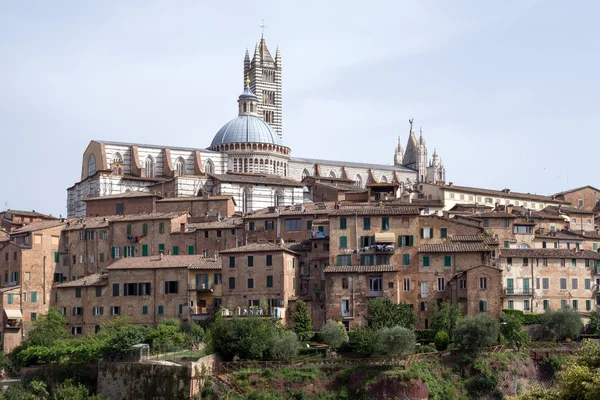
500,311 -> 530,350
453,314 -> 499,353
292,300 -> 313,343
268,331 -> 301,361
434,330 -> 449,351
348,327 -> 384,357
319,320 -> 348,351
365,297 -> 418,329
429,302 -> 462,338
0,379 -> 101,400
210,316 -> 279,361
540,307 -> 583,341
588,310 -> 600,334
379,326 -> 415,356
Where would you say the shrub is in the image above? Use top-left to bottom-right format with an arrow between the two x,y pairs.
53,379 -> 102,400
415,345 -> 437,354
365,298 -> 418,329
349,328 -> 384,357
414,329 -> 436,342
210,316 -> 276,360
429,302 -> 462,337
293,300 -> 314,343
269,330 -> 302,360
588,310 -> 600,334
320,320 -> 349,351
434,331 -> 449,351
500,313 -> 530,350
540,307 -> 583,341
380,326 -> 416,356
22,307 -> 68,348
453,314 -> 499,353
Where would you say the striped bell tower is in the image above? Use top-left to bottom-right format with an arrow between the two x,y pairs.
244,32 -> 283,140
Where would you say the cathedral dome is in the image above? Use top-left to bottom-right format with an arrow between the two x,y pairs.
211,115 -> 282,147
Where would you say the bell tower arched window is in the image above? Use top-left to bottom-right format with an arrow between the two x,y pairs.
145,156 -> 155,177
174,157 -> 186,176
204,159 -> 214,175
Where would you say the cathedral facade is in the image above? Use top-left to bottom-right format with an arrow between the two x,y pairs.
67,35 -> 446,217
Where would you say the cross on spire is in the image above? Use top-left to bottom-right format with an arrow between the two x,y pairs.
260,19 -> 267,38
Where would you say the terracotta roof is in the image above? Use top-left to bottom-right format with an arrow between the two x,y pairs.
330,206 -> 421,216
284,241 -> 313,253
451,235 -> 499,245
312,219 -> 329,224
63,216 -> 123,231
219,243 -> 299,255
419,243 -> 491,253
553,186 -> 600,196
11,220 -> 67,234
324,265 -> 401,273
244,203 -> 335,220
188,257 -> 222,270
435,184 -> 568,204
471,212 -> 516,219
500,248 -> 600,259
3,209 -> 57,219
116,212 -> 188,222
210,173 -> 304,187
535,230 -> 583,241
367,182 -> 399,187
571,230 -> 600,240
449,204 -> 493,211
84,191 -> 160,201
544,205 -> 596,215
157,196 -> 234,202
107,255 -> 221,270
56,274 -> 108,288
406,200 -> 445,207
187,219 -> 242,230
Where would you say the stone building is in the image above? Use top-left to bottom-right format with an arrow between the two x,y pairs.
553,185 -> 600,213
0,220 -> 67,352
0,210 -> 57,232
66,35 -> 446,217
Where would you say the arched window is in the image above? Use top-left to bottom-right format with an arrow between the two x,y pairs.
355,174 -> 362,187
88,154 -> 96,176
274,190 -> 284,207
112,152 -> 123,164
329,171 -> 336,178
242,188 -> 252,214
578,198 -> 584,208
301,169 -> 310,180
145,156 -> 155,177
204,159 -> 214,175
174,157 -> 186,176
380,175 -> 388,183
518,243 -> 530,249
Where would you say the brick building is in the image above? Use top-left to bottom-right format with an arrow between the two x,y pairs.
0,210 -> 57,232
553,186 -> 600,213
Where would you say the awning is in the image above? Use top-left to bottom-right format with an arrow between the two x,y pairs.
375,232 -> 395,243
562,215 -> 571,222
4,309 -> 22,319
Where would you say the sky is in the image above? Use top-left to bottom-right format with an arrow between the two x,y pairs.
1,1 -> 599,216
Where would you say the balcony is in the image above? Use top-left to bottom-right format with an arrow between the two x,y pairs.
219,306 -> 285,319
504,288 -> 532,296
190,306 -> 216,321
310,231 -> 329,240
4,319 -> 22,330
368,290 -> 383,297
188,283 -> 214,292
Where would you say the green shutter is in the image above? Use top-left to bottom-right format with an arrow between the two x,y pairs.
142,305 -> 148,315
54,252 -> 59,262
267,275 -> 273,288
99,253 -> 104,263
408,236 -> 414,247
159,222 -> 165,234
429,228 -> 434,238
173,246 -> 179,255
504,241 -> 509,248
307,220 -> 312,230
441,228 -> 447,238
554,242 -> 558,249
123,246 -> 127,258
178,304 -> 183,314
420,228 -> 424,238
403,254 -> 410,266
158,305 -> 164,315
340,236 -> 347,249
398,236 -> 403,247
423,256 -> 430,267
31,292 -> 37,303
594,243 -> 598,250
444,255 -> 452,267
7,294 -> 13,304
127,224 -> 132,235
360,236 -> 365,248
143,223 -> 148,236
340,218 -> 347,230
542,242 -> 546,248
188,245 -> 194,255
142,244 -> 148,257
112,283 -> 119,296
111,247 -> 116,259
364,218 -> 370,230
158,243 -> 165,253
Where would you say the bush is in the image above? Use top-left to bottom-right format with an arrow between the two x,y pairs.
349,328 -> 384,357
293,300 -> 314,343
414,329 -> 436,342
53,379 -> 102,400
415,345 -> 437,354
588,310 -> 600,334
320,320 -> 349,351
269,330 -> 302,360
210,316 -> 276,360
380,326 -> 415,356
429,302 -> 462,338
540,307 -> 583,341
453,314 -> 499,353
500,312 -> 530,350
366,298 -> 418,329
434,331 -> 449,351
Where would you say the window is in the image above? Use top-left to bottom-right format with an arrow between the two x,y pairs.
72,307 -> 83,316
99,253 -> 105,263
381,217 -> 390,231
523,257 -> 529,266
29,291 -> 37,303
213,274 -> 222,285
542,278 -> 549,290
93,306 -> 104,316
369,277 -> 382,295
88,154 -> 96,176
72,326 -> 82,335
403,278 -> 410,292
420,228 -> 433,239
342,278 -> 349,289
158,305 -> 164,315
420,302 -> 428,311
145,156 -> 155,177
480,277 -> 487,289
573,218 -> 578,224
340,218 -> 347,230
75,288 -> 81,298
587,300 -> 592,311
508,300 -> 514,309
542,258 -> 548,267
437,278 -> 445,291
96,287 -> 102,297
164,281 -> 179,294
229,257 -> 236,268
248,222 -> 255,231
524,300 -> 530,311
479,300 -> 487,312
504,241 -> 509,249
265,221 -> 274,230
572,278 -> 578,290
339,236 -> 348,249
423,256 -> 430,267
440,228 -> 447,238
560,278 -> 567,290
266,275 -> 273,288
421,282 -> 429,298
172,245 -> 179,255
444,255 -> 452,267
285,219 -> 302,231
507,257 -> 512,266
483,219 -> 489,228
229,277 -> 235,289
513,225 -> 533,234
402,254 -> 410,266
572,300 -> 579,310
363,218 -> 371,230
112,283 -> 119,296
571,258 -> 577,267
398,235 -> 414,247
216,230 -> 222,238
543,300 -> 550,310
360,254 -> 374,266
560,259 -> 566,267
460,280 -> 467,289
174,157 -> 186,175
504,219 -> 510,228
561,300 -> 568,308
586,259 -> 591,268
248,256 -> 254,267
266,255 -> 272,266
247,278 -> 254,289
111,306 -> 121,316
586,279 -> 591,290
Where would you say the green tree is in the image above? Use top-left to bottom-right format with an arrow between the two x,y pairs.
588,310 -> 600,334
292,300 -> 314,342
365,298 -> 418,329
53,379 -> 101,400
349,328 -> 384,357
320,320 -> 349,351
453,314 -> 499,353
210,317 -> 275,360
500,312 -> 530,350
380,326 -> 416,356
541,307 -> 583,341
434,331 -> 449,351
23,307 -> 68,348
100,318 -> 152,359
269,330 -> 301,360
429,302 -> 462,338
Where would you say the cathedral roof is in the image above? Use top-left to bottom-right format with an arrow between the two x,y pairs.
211,114 -> 282,147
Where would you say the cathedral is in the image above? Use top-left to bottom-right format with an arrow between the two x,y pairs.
67,34 -> 446,217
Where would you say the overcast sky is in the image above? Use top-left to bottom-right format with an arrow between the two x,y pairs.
2,1 -> 599,216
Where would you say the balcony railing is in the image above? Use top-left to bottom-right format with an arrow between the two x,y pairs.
188,283 -> 214,292
374,244 -> 395,253
369,290 -> 383,297
311,231 -> 329,240
504,288 -> 532,295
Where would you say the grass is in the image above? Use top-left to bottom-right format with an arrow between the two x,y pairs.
155,349 -> 206,361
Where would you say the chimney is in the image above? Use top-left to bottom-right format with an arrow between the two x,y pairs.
448,182 -> 454,187
159,251 -> 164,260
502,188 -> 510,193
